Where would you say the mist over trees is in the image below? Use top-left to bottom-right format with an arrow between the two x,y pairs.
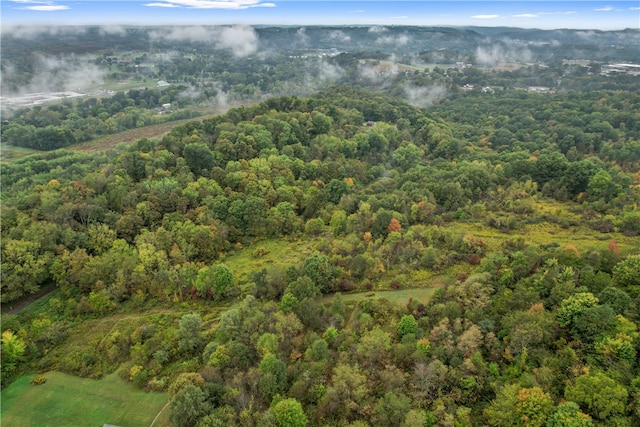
1,25 -> 639,427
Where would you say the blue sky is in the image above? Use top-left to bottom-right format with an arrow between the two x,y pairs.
2,1 -> 639,29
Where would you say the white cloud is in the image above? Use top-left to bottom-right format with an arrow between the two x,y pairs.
144,2 -> 180,7
376,34 -> 410,46
316,61 -> 344,82
12,0 -> 69,11
296,27 -> 310,46
99,25 -> 127,36
594,6 -> 614,12
476,40 -> 533,66
24,5 -> 69,10
144,0 -> 274,9
630,7 -> 640,11
368,26 -> 388,33
472,15 -> 500,19
3,53 -> 107,95
2,24 -> 87,38
539,11 -> 576,16
216,25 -> 260,57
149,25 -> 260,57
513,14 -> 538,19
328,30 -> 350,42
404,83 -> 447,109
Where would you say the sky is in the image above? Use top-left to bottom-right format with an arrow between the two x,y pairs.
2,1 -> 639,30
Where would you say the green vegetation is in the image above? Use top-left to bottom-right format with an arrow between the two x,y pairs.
1,88 -> 201,151
2,69 -> 639,426
0,372 -> 168,427
1,144 -> 41,161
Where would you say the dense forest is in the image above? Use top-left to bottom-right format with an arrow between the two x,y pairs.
2,83 -> 639,426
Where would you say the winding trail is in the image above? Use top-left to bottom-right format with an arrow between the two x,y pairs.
149,401 -> 170,427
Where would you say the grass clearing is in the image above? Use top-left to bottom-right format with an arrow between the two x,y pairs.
68,104 -> 243,154
223,237 -> 319,287
1,371 -> 168,427
320,285 -> 440,307
461,220 -> 639,254
68,118 -> 203,153
1,145 -> 41,162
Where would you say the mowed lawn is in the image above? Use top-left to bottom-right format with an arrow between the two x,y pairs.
1,371 -> 168,427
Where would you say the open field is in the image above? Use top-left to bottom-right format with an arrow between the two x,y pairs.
68,118 -> 204,153
223,237 -> 320,287
68,104 -> 248,154
320,287 -> 439,307
460,209 -> 639,255
1,371 -> 168,427
0,145 -> 41,162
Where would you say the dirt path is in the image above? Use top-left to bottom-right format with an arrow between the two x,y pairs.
3,285 -> 57,315
149,401 -> 170,427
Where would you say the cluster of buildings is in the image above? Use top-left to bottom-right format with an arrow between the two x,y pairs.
601,63 -> 640,76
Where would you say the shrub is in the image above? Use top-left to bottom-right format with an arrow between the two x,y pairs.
147,377 -> 168,392
31,375 -> 47,385
252,247 -> 270,258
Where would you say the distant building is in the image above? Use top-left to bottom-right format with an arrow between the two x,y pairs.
528,86 -> 554,94
157,80 -> 170,87
601,63 -> 640,76
155,103 -> 172,114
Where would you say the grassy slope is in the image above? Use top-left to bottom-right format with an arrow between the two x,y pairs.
0,145 -> 41,162
1,372 -> 168,427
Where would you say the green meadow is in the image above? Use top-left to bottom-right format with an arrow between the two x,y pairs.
1,371 -> 168,427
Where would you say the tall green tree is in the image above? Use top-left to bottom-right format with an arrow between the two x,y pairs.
565,372 -> 628,421
546,402 -> 593,427
273,398 -> 308,427
1,331 -> 26,374
170,384 -> 211,427
184,142 -> 216,177
178,313 -> 204,355
259,353 -> 287,402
